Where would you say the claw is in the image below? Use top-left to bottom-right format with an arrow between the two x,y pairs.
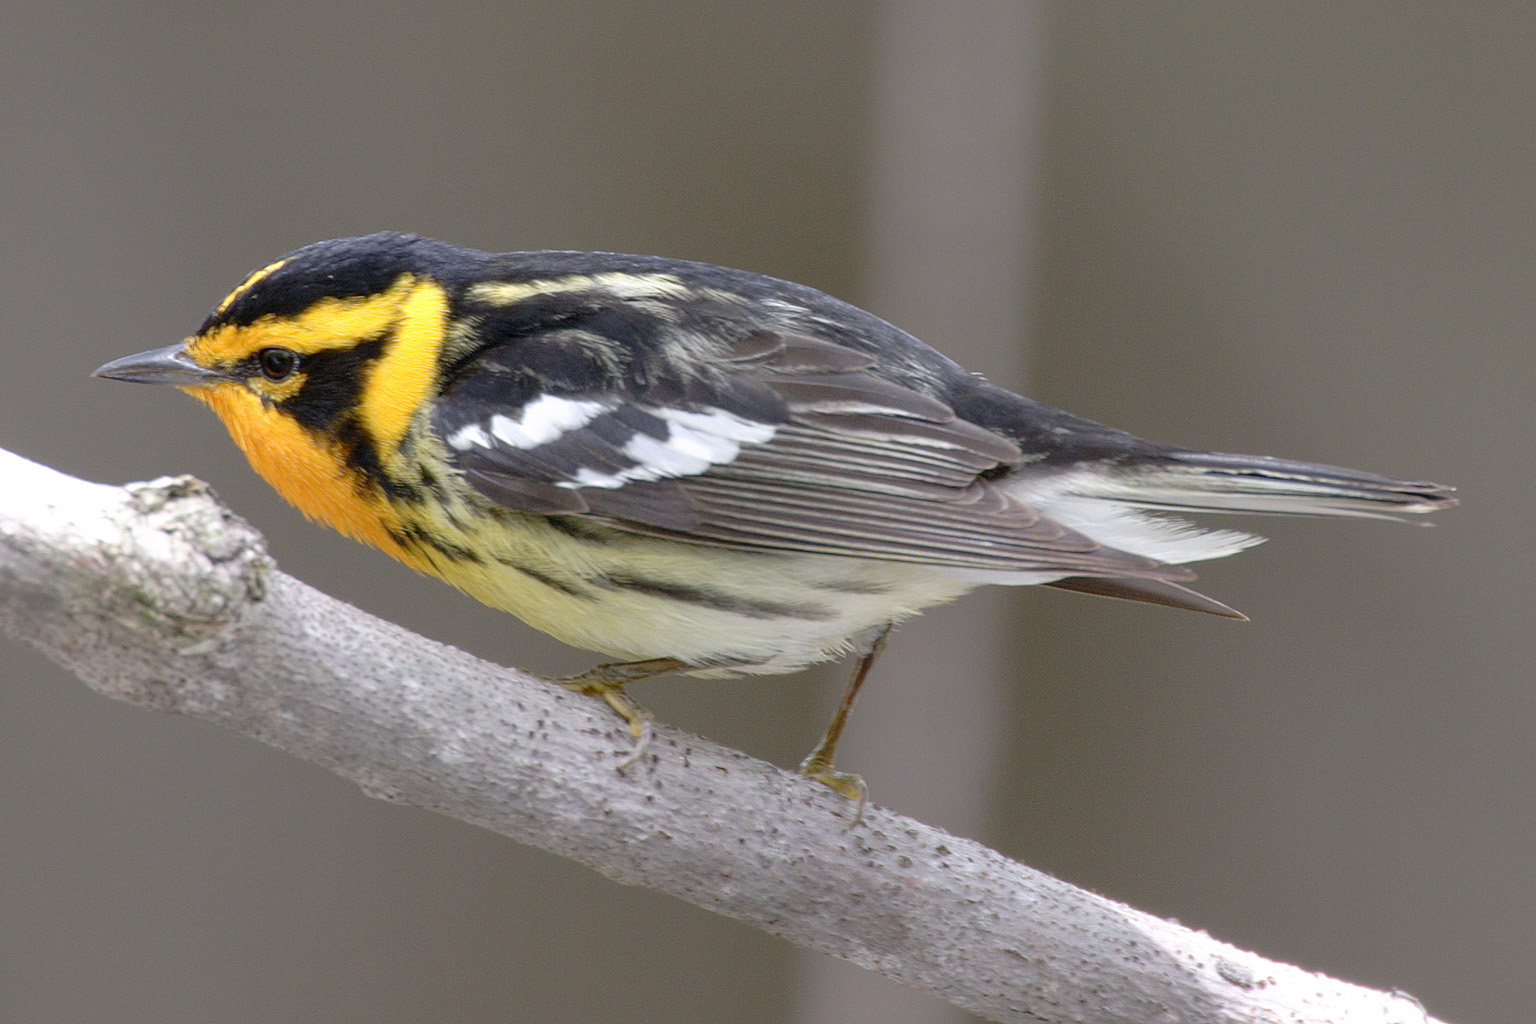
798,757 -> 869,826
615,713 -> 654,770
555,658 -> 681,766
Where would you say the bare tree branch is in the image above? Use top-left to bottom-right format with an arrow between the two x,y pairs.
0,446 -> 1448,1024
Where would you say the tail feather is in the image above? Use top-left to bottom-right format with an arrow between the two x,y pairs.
1044,575 -> 1248,619
1005,450 -> 1455,579
1072,450 -> 1457,520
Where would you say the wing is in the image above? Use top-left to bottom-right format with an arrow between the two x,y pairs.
432,324 -> 1190,582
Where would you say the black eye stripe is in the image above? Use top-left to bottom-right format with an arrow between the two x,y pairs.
258,347 -> 299,381
275,334 -> 389,432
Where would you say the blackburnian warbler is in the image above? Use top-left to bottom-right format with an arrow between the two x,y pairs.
95,232 -> 1455,803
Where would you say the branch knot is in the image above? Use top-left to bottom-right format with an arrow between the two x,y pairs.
117,474 -> 272,636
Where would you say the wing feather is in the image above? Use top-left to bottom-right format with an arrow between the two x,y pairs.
435,324 -> 1185,581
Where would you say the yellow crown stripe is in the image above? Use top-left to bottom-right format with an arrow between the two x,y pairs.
191,276 -> 417,363
213,257 -> 289,316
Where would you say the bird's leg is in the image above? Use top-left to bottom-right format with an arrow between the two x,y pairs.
798,623 -> 893,821
556,657 -> 687,767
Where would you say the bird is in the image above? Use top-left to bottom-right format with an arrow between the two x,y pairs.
95,232 -> 1456,805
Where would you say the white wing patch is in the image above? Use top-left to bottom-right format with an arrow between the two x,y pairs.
574,407 -> 777,489
447,398 -> 776,490
446,423 -> 494,450
447,395 -> 612,451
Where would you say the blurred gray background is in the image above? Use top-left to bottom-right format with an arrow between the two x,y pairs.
0,3 -> 1525,1023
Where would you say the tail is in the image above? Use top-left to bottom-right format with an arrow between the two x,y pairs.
1009,450 -> 1456,617
1075,449 -> 1457,520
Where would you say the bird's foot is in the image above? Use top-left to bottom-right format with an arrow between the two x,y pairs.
556,658 -> 683,767
797,753 -> 869,826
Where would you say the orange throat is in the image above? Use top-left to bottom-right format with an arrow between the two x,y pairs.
189,382 -> 422,569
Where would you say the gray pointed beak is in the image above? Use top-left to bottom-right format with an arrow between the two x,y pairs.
93,344 -> 229,386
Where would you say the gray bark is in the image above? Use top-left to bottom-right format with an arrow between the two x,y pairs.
0,447 -> 1448,1024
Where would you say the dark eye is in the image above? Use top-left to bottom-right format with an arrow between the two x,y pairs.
257,347 -> 298,381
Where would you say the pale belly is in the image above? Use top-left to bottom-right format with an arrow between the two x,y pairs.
421,529 -> 983,675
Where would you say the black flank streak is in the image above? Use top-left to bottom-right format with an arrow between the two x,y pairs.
495,557 -> 593,598
418,465 -> 450,503
814,578 -> 895,595
544,515 -> 626,543
596,572 -> 834,621
403,523 -> 483,564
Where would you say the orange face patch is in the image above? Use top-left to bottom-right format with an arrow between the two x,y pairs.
187,381 -> 427,571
